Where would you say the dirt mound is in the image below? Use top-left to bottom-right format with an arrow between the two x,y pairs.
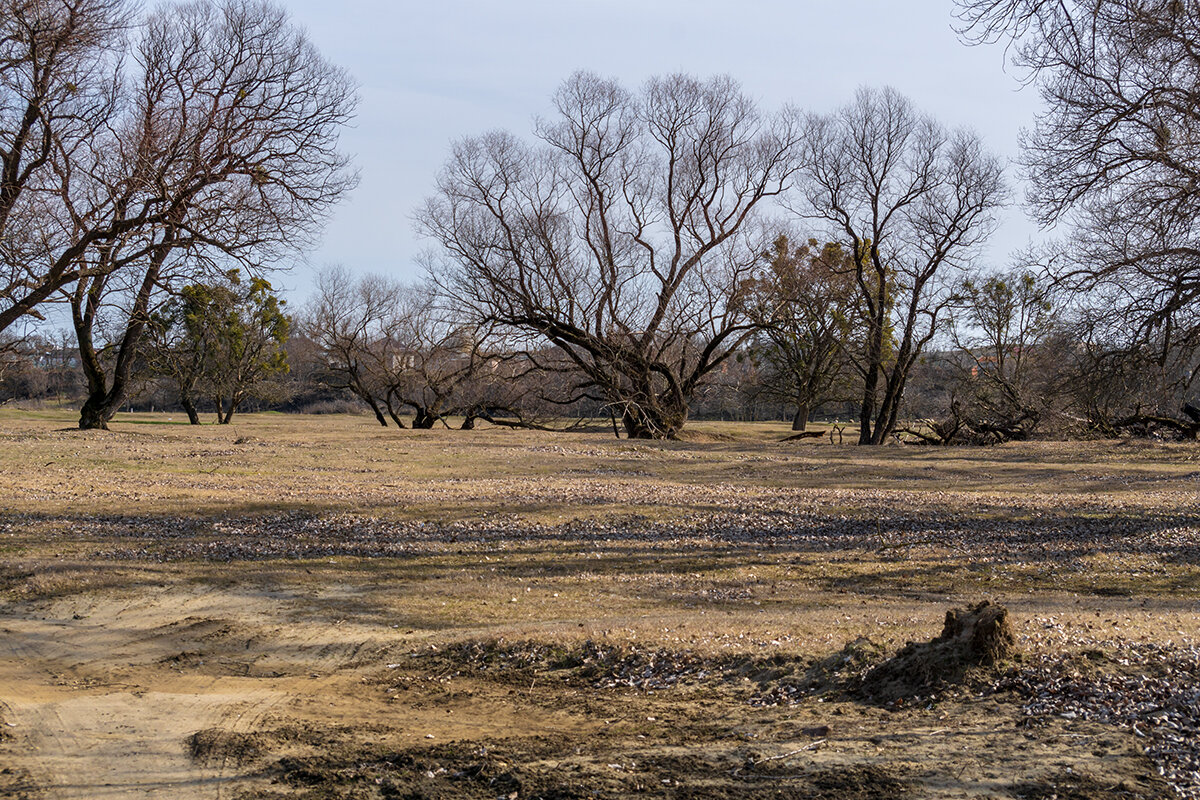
859,600 -> 1017,704
430,638 -> 719,691
187,727 -> 268,767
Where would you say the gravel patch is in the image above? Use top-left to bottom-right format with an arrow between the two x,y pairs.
996,642 -> 1200,799
1,485 -> 1193,567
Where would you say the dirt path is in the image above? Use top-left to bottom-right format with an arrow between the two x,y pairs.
0,578 -> 605,799
0,577 -> 1185,799
2,688 -> 252,798
0,584 -> 368,799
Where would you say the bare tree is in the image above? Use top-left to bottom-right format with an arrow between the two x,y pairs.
307,269 -> 498,429
418,72 -> 803,439
454,346 -> 589,430
0,0 -> 131,330
791,88 -> 1007,445
1057,309 -> 1200,440
305,266 -> 400,427
63,0 -> 357,429
376,284 -> 482,429
0,317 -> 39,384
910,269 -> 1061,445
955,0 -> 1200,412
956,269 -> 1058,427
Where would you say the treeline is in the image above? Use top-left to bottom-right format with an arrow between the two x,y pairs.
4,258 -> 1198,442
2,0 -> 1198,443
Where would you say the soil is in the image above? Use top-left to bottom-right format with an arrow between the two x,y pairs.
858,600 -> 1016,704
0,582 -> 1176,799
1,414 -> 1196,798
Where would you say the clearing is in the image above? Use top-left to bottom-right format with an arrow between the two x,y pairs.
0,411 -> 1197,799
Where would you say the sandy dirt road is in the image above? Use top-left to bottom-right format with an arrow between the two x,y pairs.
0,577 -> 1184,800
0,579 -> 600,799
0,583 -> 382,799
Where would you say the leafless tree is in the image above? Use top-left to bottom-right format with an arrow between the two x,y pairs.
305,266 -> 400,427
454,347 -> 591,430
910,269 -> 1061,445
376,284 -> 483,429
0,315 -> 40,383
0,0 -> 133,330
0,331 -> 24,386
791,87 -> 1007,445
1057,308 -> 1200,440
955,0 -> 1200,411
307,269 -> 508,429
418,72 -> 804,439
61,0 -> 357,429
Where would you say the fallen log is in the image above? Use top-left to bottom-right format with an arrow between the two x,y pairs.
779,430 -> 824,442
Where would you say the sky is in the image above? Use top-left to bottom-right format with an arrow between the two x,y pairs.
277,0 -> 1046,302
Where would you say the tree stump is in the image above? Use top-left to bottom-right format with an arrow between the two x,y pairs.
859,600 -> 1017,703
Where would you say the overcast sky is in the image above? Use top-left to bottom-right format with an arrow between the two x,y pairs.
278,0 -> 1045,301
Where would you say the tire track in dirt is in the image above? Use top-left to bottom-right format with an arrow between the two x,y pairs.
0,597 -> 229,798
199,687 -> 286,800
0,583 -> 390,799
8,690 -> 223,798
0,617 -> 67,798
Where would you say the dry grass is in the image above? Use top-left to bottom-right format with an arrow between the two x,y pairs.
2,408 -> 1198,645
0,409 -> 1198,798
4,408 -> 1200,511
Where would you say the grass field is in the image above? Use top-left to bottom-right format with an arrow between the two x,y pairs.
1,410 -> 1198,799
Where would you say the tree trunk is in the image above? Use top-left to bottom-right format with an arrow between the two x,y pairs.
1183,403 -> 1200,440
859,373 -> 878,445
181,395 -> 200,425
460,413 -> 476,430
867,349 -> 917,445
73,225 -> 178,431
791,401 -> 810,431
348,374 -> 388,426
621,401 -> 687,439
228,393 -> 246,424
361,391 -> 387,426
859,297 -> 888,444
383,396 -> 407,428
78,393 -> 114,430
412,408 -> 436,429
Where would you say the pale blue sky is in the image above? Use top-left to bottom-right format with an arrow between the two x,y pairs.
279,1 -> 1043,299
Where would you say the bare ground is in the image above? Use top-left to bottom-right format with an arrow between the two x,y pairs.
0,411 -> 1197,798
